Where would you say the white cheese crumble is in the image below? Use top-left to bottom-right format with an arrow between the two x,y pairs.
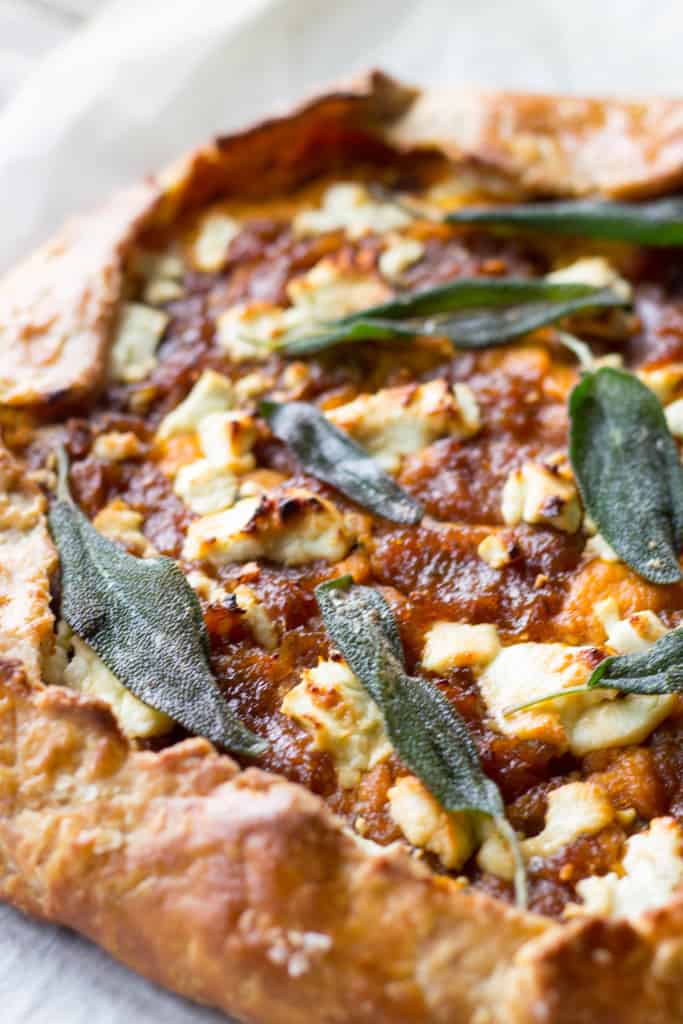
584,532 -> 620,563
388,775 -> 475,870
174,460 -> 238,515
546,257 -> 632,301
110,302 -> 169,383
187,572 -> 278,650
378,238 -> 425,280
191,212 -> 240,272
198,411 -> 257,473
281,657 -> 392,787
233,583 -> 279,650
216,258 -> 388,363
478,782 -> 615,881
665,397 -> 683,438
92,431 -> 144,462
479,623 -> 675,756
501,456 -> 582,534
64,632 -> 173,739
572,817 -> 683,920
182,488 -> 354,566
286,259 -> 388,324
293,182 -> 411,239
477,533 -> 513,569
156,370 -> 234,441
594,597 -> 668,654
422,621 -> 500,673
327,379 -> 480,473
132,249 -> 184,306
92,500 -> 156,558
638,363 -> 683,404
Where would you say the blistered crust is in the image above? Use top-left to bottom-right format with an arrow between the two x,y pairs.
2,72 -> 683,1023
389,87 -> 683,198
3,71 -> 682,408
0,659 -> 551,1024
0,183 -> 159,408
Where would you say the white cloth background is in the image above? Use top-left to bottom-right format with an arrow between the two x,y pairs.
1,0 -> 682,1019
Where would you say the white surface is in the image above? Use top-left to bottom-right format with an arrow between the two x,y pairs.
1,0 -> 683,1021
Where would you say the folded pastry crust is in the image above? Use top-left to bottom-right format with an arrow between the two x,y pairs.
2,70 -> 683,1023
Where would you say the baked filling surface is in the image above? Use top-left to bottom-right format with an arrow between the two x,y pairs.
13,159 -> 683,924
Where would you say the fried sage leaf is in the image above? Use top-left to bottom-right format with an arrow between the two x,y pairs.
444,198 -> 683,246
48,449 -> 265,756
588,627 -> 683,693
315,577 -> 526,904
261,400 -> 423,524
280,279 -> 627,356
569,367 -> 683,584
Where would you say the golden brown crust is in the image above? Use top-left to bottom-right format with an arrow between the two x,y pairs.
0,183 -> 159,408
0,449 -> 56,682
0,658 -> 549,1024
4,72 -> 683,409
3,72 -> 683,1023
389,85 -> 683,198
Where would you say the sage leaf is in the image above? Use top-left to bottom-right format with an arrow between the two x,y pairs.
260,399 -> 423,524
588,626 -> 683,693
280,278 -> 627,356
48,449 -> 265,756
444,198 -> 683,246
315,577 -> 526,905
569,367 -> 683,584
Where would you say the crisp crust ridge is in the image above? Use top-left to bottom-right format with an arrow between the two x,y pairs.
2,71 -> 683,1022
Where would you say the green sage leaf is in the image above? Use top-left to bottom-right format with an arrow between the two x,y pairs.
569,367 -> 683,584
444,198 -> 683,246
315,577 -> 526,905
280,278 -> 627,356
48,448 -> 265,756
261,400 -> 423,524
588,626 -> 683,693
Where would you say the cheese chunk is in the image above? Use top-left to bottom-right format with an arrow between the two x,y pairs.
198,411 -> 257,472
281,657 -> 392,787
174,460 -> 238,515
501,458 -> 582,533
638,362 -> 683,403
293,182 -> 411,239
134,249 -> 185,306
477,534 -> 512,569
191,212 -> 239,272
92,500 -> 156,558
92,431 -> 144,462
422,622 -> 500,673
234,584 -> 278,650
665,397 -> 683,438
156,370 -> 234,441
216,302 -> 304,363
186,573 -> 278,649
379,238 -> 424,280
388,775 -> 475,870
546,257 -> 632,300
183,488 -> 354,566
480,638 -> 675,756
584,532 -> 620,563
110,302 -> 169,383
286,259 -> 388,323
478,782 -> 615,881
573,817 -> 683,919
216,259 -> 388,363
64,634 -> 172,739
327,379 -> 480,473
594,597 -> 668,653
479,641 -> 607,751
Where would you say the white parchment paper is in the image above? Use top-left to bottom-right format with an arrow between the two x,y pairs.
1,0 -> 683,1019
